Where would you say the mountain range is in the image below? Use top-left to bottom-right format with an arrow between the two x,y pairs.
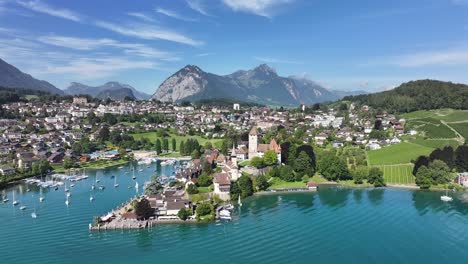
0,58 -> 64,95
64,82 -> 151,100
152,64 -> 367,106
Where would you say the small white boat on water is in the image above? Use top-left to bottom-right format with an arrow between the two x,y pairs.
114,175 -> 119,188
2,190 -> 8,203
31,212 -> 37,218
238,195 -> 242,207
441,188 -> 453,202
20,205 -> 27,210
65,196 -> 70,206
89,195 -> 94,202
39,188 -> 45,202
12,191 -> 19,206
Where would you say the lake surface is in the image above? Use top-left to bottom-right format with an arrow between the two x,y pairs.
1,163 -> 468,264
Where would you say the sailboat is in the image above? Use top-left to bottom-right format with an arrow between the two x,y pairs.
65,195 -> 70,206
2,190 -> 8,203
39,188 -> 45,202
20,205 -> 27,210
12,190 -> 19,206
89,193 -> 94,202
64,181 -> 69,193
441,187 -> 453,202
132,166 -> 136,180
135,181 -> 139,191
31,201 -> 37,218
96,174 -> 100,183
238,195 -> 242,207
114,175 -> 119,188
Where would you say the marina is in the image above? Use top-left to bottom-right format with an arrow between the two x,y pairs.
1,160 -> 468,264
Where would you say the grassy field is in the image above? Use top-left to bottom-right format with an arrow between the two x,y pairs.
374,164 -> 415,185
52,159 -> 129,173
130,132 -> 223,151
409,138 -> 459,149
448,123 -> 468,139
402,109 -> 468,140
401,109 -> 468,122
367,142 -> 434,165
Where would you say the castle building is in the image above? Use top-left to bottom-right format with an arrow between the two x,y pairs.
248,127 -> 281,164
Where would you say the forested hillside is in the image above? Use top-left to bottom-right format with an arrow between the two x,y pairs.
343,80 -> 468,113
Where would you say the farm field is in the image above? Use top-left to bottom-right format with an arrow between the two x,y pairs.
406,118 -> 456,138
409,138 -> 459,149
367,142 -> 434,165
130,132 -> 223,151
448,123 -> 468,140
374,164 -> 415,185
401,109 -> 468,122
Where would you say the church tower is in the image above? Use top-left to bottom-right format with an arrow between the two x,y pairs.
231,144 -> 237,167
248,127 -> 258,159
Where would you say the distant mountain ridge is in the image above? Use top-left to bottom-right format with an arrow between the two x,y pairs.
0,58 -> 63,95
95,88 -> 136,101
152,64 -> 367,106
64,81 -> 151,100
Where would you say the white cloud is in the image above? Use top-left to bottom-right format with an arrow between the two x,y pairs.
30,57 -> 156,79
17,0 -> 81,22
254,56 -> 303,64
95,21 -> 203,46
187,0 -> 211,16
155,7 -> 197,21
222,0 -> 294,17
363,48 -> 468,67
195,52 -> 214,57
127,12 -> 155,22
37,35 -> 179,60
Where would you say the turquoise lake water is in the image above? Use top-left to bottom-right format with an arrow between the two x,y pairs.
1,162 -> 468,264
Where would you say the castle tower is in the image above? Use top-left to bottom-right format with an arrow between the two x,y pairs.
248,127 -> 258,159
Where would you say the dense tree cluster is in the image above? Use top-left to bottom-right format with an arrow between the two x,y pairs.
230,174 -> 254,199
415,160 -> 452,189
343,80 -> 468,113
317,153 -> 350,181
180,138 -> 201,156
413,145 -> 468,176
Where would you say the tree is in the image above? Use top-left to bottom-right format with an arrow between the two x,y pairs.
230,181 -> 241,200
155,139 -> 162,154
63,157 -> 75,169
318,154 -> 349,181
186,184 -> 199,194
177,208 -> 192,221
197,172 -> 213,187
367,167 -> 385,187
263,150 -> 278,166
180,140 -> 185,155
250,157 -> 265,168
98,127 -> 110,141
351,166 -> 368,184
455,145 -> 468,172
413,155 -> 430,175
171,138 -> 177,151
162,138 -> 169,152
415,160 -> 452,189
295,145 -> 316,170
196,203 -> 213,216
134,198 -> 154,220
293,151 -> 313,177
191,149 -> 200,159
256,175 -> 269,191
428,160 -> 451,184
202,160 -> 213,175
238,174 -> 254,198
415,166 -> 432,189
279,165 -> 295,182
204,141 -> 213,150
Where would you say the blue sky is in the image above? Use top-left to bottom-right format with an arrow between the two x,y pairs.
1,0 -> 468,94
